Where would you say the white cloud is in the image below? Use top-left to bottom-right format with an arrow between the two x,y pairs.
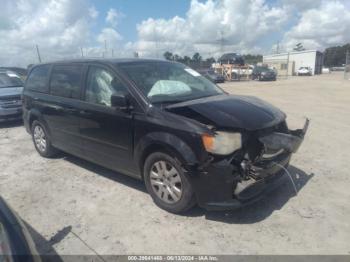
0,0 -> 99,66
283,1 -> 350,50
134,0 -> 289,58
1,0 -> 350,66
281,0 -> 323,12
106,8 -> 124,27
0,0 -> 127,66
97,28 -> 123,48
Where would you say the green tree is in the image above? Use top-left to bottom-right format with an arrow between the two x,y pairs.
192,52 -> 202,62
173,54 -> 182,62
243,54 -> 263,64
205,57 -> 216,63
163,51 -> 174,60
323,43 -> 350,66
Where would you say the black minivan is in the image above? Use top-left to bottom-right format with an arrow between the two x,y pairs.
23,59 -> 308,213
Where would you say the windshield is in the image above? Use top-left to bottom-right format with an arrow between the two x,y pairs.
117,62 -> 224,104
0,72 -> 23,88
255,67 -> 271,72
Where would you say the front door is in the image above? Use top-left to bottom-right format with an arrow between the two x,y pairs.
78,65 -> 135,175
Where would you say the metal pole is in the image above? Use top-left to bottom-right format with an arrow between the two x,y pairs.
36,45 -> 42,63
345,50 -> 349,80
286,52 -> 290,78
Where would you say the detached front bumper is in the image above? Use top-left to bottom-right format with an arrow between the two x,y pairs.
190,119 -> 309,211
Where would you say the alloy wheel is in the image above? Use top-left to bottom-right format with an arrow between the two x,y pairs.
149,160 -> 182,204
33,125 -> 47,153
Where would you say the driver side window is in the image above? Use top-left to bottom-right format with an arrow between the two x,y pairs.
85,66 -> 126,106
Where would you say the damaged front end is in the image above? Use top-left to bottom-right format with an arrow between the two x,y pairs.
195,119 -> 309,211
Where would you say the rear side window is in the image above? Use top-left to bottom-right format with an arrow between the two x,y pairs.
50,65 -> 83,99
26,65 -> 50,92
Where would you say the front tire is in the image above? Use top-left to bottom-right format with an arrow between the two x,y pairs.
144,152 -> 196,213
31,120 -> 58,158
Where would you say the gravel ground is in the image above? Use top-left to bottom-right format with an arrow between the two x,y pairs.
0,72 -> 349,256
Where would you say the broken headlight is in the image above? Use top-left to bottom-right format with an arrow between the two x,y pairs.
202,131 -> 242,155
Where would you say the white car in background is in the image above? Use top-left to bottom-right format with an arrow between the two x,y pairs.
297,67 -> 312,76
322,67 -> 331,74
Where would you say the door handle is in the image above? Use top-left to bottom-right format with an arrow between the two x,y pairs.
64,108 -> 77,113
79,110 -> 91,115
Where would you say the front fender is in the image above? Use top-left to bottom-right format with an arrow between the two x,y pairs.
135,132 -> 200,170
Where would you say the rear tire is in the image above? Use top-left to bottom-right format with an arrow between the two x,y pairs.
144,152 -> 196,213
31,120 -> 58,158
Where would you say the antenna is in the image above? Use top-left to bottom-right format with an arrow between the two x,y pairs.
220,30 -> 224,55
36,45 -> 42,63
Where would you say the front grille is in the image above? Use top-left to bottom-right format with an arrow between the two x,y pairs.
0,95 -> 22,108
0,95 -> 21,101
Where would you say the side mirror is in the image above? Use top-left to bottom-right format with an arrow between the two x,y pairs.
111,93 -> 132,112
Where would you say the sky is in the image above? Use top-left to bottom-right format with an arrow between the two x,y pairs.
1,0 -> 350,66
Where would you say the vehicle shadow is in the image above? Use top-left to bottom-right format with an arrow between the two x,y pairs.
0,119 -> 23,128
60,154 -> 313,224
24,221 -> 64,262
186,165 -> 314,223
62,154 -> 148,193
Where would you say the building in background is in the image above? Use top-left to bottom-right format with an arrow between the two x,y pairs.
263,50 -> 323,76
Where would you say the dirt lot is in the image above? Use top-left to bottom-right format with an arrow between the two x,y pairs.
1,72 -> 349,256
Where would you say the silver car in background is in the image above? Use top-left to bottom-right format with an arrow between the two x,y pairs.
0,70 -> 24,122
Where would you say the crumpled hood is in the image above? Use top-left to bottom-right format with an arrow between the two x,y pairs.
166,94 -> 286,131
0,86 -> 23,97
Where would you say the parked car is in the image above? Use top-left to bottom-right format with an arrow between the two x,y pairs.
23,59 -> 308,213
198,69 -> 225,83
252,66 -> 277,81
322,67 -> 331,74
297,67 -> 312,76
0,70 -> 24,122
218,53 -> 245,66
0,196 -> 40,261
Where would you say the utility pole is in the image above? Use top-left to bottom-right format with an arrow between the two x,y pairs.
286,51 -> 290,78
345,50 -> 349,80
220,30 -> 224,55
36,45 -> 42,63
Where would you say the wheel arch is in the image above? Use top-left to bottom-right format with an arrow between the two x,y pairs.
135,132 -> 199,179
28,110 -> 51,136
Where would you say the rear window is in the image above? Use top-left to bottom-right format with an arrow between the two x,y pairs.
50,65 -> 83,99
26,65 -> 50,92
